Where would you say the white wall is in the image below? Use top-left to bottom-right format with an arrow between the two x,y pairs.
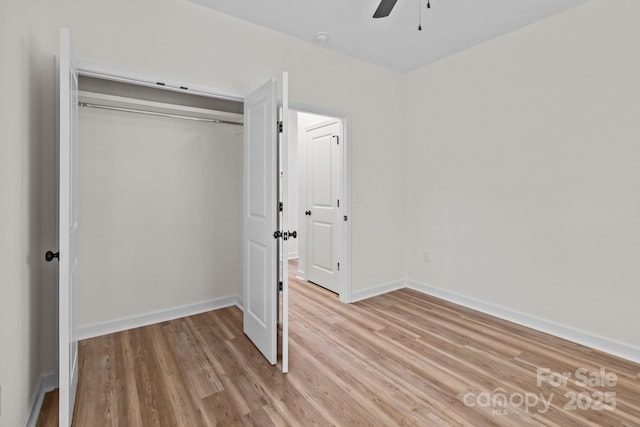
7,2 -> 637,421
0,0 -> 43,425
403,0 -> 640,349
32,0 -> 405,374
78,106 -> 242,327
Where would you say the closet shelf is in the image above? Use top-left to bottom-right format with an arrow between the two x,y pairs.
78,91 -> 243,125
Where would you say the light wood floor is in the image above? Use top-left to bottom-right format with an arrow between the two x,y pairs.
38,261 -> 640,426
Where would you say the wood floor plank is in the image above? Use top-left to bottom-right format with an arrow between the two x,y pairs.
163,319 -> 224,398
129,325 -> 177,427
38,259 -> 640,426
35,388 -> 58,427
148,323 -> 207,427
113,330 -> 145,426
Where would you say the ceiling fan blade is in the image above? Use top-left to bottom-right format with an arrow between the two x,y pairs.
373,0 -> 398,18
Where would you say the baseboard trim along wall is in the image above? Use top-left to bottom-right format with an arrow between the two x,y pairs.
78,295 -> 243,340
347,278 -> 640,363
68,279 -> 638,382
405,279 -> 640,365
350,280 -> 405,303
24,372 -> 57,427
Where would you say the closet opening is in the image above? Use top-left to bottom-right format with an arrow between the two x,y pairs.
76,75 -> 245,340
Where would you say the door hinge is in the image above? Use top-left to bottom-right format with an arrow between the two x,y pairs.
333,135 -> 339,145
278,281 -> 283,291
279,202 -> 283,212
337,199 -> 340,208
278,121 -> 283,133
344,215 -> 348,221
337,262 -> 340,271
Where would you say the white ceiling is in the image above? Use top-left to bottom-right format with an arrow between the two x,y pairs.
190,0 -> 586,73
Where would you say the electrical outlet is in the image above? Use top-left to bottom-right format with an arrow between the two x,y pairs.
423,251 -> 430,263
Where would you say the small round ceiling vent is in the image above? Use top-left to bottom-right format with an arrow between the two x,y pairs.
313,32 -> 330,44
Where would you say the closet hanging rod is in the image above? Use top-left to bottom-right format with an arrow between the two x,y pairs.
78,102 -> 243,126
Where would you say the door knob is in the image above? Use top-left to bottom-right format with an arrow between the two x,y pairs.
305,210 -> 311,216
45,251 -> 59,262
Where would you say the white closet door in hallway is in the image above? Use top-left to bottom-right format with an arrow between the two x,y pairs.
305,120 -> 341,293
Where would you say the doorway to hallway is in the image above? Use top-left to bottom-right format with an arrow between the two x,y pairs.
283,111 -> 346,296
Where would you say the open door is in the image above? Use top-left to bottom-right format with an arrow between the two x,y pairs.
280,72 -> 290,373
57,28 -> 79,427
243,74 -> 290,370
305,120 -> 342,294
243,79 -> 278,364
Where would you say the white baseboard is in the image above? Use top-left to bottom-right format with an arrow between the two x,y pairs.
350,279 -> 405,303
24,372 -> 57,427
78,295 -> 243,340
406,280 -> 640,365
288,252 -> 298,260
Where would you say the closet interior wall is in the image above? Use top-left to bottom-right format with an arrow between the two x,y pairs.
77,76 -> 244,331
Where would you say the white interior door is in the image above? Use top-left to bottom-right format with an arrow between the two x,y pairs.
306,121 -> 341,293
57,28 -> 79,427
243,79 -> 278,364
280,72 -> 290,373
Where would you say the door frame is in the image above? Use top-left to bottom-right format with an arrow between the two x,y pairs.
290,104 -> 352,303
57,59 -> 245,401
